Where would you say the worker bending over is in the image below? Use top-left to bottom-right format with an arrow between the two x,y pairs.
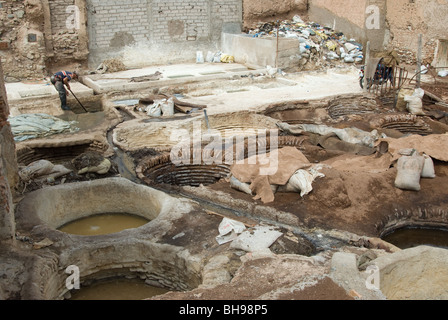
50,71 -> 79,111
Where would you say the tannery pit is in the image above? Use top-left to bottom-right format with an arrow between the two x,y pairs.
2,2 -> 448,304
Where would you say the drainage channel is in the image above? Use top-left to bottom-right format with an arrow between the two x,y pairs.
107,107 -> 142,184
174,189 -> 356,253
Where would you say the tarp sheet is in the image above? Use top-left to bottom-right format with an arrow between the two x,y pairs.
9,113 -> 78,142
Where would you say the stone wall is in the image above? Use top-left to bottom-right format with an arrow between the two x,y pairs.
49,0 -> 82,61
386,0 -> 448,66
0,61 -> 17,243
0,0 -> 88,80
0,0 -> 47,80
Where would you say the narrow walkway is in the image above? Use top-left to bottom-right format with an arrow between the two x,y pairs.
5,63 -> 362,116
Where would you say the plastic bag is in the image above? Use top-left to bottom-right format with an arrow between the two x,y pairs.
218,218 -> 246,237
344,56 -> 355,63
278,166 -> 325,197
266,65 -> 277,77
326,40 -> 338,51
327,52 -> 340,60
220,54 -> 234,63
145,101 -> 162,117
293,15 -> 304,24
413,88 -> 425,99
78,159 -> 111,175
395,152 -> 425,191
196,51 -> 204,63
206,51 -> 214,63
213,52 -> 222,63
287,169 -> 315,197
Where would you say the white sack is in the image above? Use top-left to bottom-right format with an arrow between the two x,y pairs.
395,153 -> 425,191
161,98 -> 175,117
421,154 -> 436,179
230,175 -> 253,195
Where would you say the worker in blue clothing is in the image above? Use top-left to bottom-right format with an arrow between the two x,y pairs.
50,71 -> 79,110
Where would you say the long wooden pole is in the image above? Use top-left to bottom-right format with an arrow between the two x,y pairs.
276,20 -> 279,70
364,41 -> 370,92
416,34 -> 423,88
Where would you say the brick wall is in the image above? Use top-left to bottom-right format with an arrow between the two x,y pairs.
152,0 -> 209,42
1,0 -> 242,77
89,0 -> 150,49
88,0 -> 242,49
49,0 -> 75,30
49,0 -> 85,63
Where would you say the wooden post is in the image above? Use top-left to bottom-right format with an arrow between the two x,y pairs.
416,34 -> 423,88
364,41 -> 370,92
276,20 -> 279,70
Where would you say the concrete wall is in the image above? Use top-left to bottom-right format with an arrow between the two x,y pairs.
0,61 -> 17,243
86,0 -> 243,69
222,33 -> 300,69
309,0 -> 388,52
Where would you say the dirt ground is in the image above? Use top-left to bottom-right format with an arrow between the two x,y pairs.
8,62 -> 448,301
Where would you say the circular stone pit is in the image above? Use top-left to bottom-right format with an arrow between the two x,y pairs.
14,177 -> 206,300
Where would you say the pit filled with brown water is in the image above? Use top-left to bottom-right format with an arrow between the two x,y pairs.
382,227 -> 448,250
58,213 -> 150,236
69,278 -> 169,300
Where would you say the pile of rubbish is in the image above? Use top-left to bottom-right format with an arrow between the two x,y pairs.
246,15 -> 364,67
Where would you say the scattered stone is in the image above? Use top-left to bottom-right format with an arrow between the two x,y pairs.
33,238 -> 53,250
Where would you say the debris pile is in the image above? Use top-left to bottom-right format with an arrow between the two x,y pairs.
246,15 -> 364,70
